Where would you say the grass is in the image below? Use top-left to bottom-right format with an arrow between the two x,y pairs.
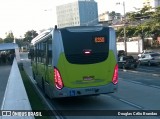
19,66 -> 53,119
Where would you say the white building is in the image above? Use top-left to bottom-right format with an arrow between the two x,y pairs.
143,0 -> 160,8
56,0 -> 98,28
98,11 -> 121,22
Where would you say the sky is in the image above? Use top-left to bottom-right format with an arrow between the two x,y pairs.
0,0 -> 143,38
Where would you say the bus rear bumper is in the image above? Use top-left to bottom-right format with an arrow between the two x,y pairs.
51,83 -> 118,98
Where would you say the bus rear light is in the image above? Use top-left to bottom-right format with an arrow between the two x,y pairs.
112,64 -> 118,85
54,67 -> 64,90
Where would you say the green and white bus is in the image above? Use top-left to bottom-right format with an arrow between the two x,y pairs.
30,26 -> 118,98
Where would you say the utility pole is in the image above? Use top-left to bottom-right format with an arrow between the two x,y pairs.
116,1 -> 127,55
123,1 -> 127,55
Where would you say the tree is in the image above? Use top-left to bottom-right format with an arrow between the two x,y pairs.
16,38 -> 25,47
148,6 -> 160,40
23,30 -> 38,43
0,38 -> 3,43
3,31 -> 14,43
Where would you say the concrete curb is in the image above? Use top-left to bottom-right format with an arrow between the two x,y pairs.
119,69 -> 160,77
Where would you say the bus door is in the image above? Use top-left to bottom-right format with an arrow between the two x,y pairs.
34,45 -> 38,76
44,37 -> 52,84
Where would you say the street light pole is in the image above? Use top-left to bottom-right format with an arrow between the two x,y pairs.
116,1 -> 127,55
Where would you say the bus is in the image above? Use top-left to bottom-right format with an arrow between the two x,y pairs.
30,26 -> 118,98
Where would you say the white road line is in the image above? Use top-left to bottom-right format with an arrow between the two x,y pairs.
118,78 -> 123,80
138,68 -> 155,72
128,80 -> 142,84
119,99 -> 143,109
105,94 -> 144,109
152,74 -> 160,77
120,78 -> 143,85
119,69 -> 160,77
150,85 -> 160,89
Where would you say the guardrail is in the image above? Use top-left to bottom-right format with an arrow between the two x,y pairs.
0,58 -> 34,119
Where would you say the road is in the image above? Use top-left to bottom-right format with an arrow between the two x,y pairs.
21,52 -> 160,119
50,65 -> 160,119
48,69 -> 160,119
0,64 -> 11,109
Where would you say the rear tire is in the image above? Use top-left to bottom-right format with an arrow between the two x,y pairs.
33,72 -> 36,80
134,65 -> 137,68
42,78 -> 48,97
122,64 -> 125,69
148,61 -> 151,66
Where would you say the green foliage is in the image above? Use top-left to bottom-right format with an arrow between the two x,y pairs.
16,38 -> 25,47
116,5 -> 160,40
116,28 -> 124,37
0,38 -> 3,43
3,31 -> 14,43
3,37 -> 14,43
20,68 -> 51,119
6,31 -> 14,39
23,30 -> 38,43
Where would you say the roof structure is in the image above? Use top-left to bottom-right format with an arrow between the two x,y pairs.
0,43 -> 19,50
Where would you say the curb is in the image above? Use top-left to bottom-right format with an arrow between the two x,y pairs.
119,69 -> 160,77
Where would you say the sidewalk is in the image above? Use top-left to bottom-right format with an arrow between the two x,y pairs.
1,59 -> 34,119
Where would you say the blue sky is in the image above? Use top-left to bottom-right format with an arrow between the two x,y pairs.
0,0 -> 142,38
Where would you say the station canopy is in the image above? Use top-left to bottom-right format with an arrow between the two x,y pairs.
0,43 -> 19,51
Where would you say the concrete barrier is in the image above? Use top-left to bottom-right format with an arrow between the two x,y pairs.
1,58 -> 34,119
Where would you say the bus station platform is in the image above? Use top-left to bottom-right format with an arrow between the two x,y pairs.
0,59 -> 34,119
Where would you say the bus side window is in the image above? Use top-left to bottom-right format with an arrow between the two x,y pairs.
48,37 -> 52,65
43,42 -> 47,64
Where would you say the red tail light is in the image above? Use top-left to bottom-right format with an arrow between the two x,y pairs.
54,67 -> 64,90
112,64 -> 118,85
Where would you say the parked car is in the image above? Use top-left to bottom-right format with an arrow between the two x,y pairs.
117,50 -> 126,57
138,53 -> 160,66
118,55 -> 139,69
138,50 -> 154,58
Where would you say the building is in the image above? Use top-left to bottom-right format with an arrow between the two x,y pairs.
56,0 -> 98,28
98,11 -> 121,22
143,0 -> 160,8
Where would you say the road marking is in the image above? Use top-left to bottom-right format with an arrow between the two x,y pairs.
107,94 -> 143,109
138,68 -> 155,72
119,98 -> 143,109
119,69 -> 160,77
152,74 -> 160,77
128,80 -> 142,85
150,85 -> 160,89
119,78 -> 143,85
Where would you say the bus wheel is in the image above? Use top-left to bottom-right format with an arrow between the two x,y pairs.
148,61 -> 151,66
42,78 -> 47,97
33,72 -> 36,80
122,64 -> 125,69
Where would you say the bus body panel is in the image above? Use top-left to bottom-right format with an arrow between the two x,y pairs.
57,50 -> 116,88
49,82 -> 117,98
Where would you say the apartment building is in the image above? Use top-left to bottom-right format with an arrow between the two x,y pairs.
143,0 -> 160,8
56,0 -> 98,28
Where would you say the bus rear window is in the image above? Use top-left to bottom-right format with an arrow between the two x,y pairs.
61,27 -> 109,64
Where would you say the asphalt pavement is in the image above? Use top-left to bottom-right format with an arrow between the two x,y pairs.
0,64 -> 11,108
20,52 -> 160,119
